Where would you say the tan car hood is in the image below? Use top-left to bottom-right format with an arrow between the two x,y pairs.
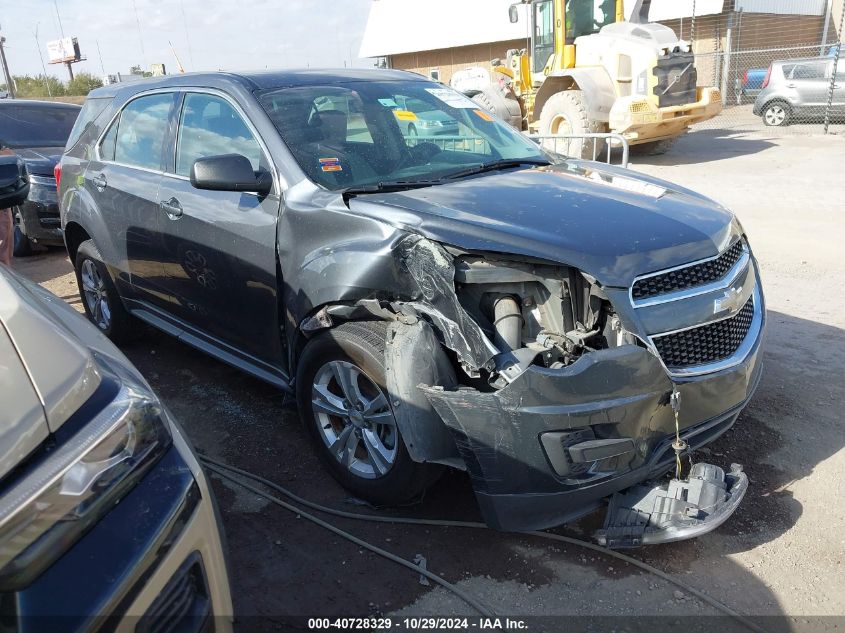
0,271 -> 100,479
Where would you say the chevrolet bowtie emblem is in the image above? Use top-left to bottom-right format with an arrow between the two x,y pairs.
714,286 -> 743,315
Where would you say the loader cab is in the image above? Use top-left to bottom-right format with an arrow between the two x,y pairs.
519,0 -> 619,81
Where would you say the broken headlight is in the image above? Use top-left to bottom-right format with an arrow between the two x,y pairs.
0,364 -> 172,590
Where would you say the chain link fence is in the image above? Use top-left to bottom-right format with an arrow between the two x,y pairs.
693,44 -> 844,134
658,5 -> 845,135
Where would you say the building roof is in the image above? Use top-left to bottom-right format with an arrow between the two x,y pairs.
359,0 -> 733,59
359,0 -> 530,58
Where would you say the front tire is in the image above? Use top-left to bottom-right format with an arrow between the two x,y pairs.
538,90 -> 606,159
74,240 -> 137,343
12,210 -> 34,257
296,321 -> 442,506
762,101 -> 790,126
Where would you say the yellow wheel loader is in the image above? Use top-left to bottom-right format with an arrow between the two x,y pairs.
472,0 -> 722,157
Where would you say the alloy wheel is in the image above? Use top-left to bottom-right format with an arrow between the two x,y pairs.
311,360 -> 398,479
80,259 -> 111,330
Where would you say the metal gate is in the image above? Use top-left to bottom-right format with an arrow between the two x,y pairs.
527,133 -> 631,168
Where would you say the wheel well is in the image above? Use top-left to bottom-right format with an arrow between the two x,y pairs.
63,222 -> 91,263
532,76 -> 578,124
763,99 -> 791,112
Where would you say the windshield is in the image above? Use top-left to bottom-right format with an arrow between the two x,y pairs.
258,80 -> 549,191
566,0 -> 617,40
0,104 -> 80,149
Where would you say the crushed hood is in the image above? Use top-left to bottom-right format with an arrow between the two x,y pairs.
0,270 -> 100,479
350,161 -> 739,287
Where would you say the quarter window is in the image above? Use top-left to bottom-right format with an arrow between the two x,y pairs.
113,93 -> 173,170
99,118 -> 118,161
176,93 -> 264,177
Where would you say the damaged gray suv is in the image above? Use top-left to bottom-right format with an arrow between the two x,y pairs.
58,69 -> 764,545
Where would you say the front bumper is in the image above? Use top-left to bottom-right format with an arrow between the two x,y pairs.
422,321 -> 764,532
16,179 -> 63,245
609,87 -> 723,144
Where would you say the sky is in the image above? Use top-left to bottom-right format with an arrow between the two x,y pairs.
0,0 -> 375,80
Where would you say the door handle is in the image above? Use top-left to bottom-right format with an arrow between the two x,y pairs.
160,197 -> 183,219
92,174 -> 107,191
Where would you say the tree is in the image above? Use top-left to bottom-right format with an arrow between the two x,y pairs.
7,75 -> 65,98
67,72 -> 103,96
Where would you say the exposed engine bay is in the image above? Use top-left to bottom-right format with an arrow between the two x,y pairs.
452,253 -> 639,384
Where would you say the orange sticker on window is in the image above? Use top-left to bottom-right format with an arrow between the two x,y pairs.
473,109 -> 494,122
393,110 -> 418,122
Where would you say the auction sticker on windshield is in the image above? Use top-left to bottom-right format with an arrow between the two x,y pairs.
425,88 -> 478,109
319,157 -> 342,172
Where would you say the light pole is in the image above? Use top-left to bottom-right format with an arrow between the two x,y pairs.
0,34 -> 15,99
34,24 -> 52,97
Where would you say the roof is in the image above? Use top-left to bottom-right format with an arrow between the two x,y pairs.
359,0 -> 530,58
358,0 -> 730,58
87,68 -> 427,100
0,99 -> 81,110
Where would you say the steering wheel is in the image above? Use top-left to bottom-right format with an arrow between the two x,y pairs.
394,141 -> 443,172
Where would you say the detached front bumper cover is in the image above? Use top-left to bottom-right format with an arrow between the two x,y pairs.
596,462 -> 748,549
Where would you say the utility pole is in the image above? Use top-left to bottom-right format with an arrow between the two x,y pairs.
0,35 -> 15,98
823,0 -> 845,134
34,24 -> 52,97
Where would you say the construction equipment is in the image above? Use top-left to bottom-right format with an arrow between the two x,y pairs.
472,0 -> 722,157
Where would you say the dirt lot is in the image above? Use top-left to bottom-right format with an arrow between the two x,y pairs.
13,128 -> 845,630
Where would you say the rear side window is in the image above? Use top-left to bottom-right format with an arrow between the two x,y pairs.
66,97 -> 111,151
114,93 -> 174,170
175,93 -> 264,176
791,62 -> 826,80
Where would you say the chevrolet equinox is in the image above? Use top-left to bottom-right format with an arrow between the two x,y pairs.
58,70 -> 764,544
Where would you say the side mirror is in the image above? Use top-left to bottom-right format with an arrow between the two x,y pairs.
508,4 -> 520,23
0,156 -> 30,209
190,154 -> 271,195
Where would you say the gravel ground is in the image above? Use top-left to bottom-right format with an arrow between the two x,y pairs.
12,128 -> 845,631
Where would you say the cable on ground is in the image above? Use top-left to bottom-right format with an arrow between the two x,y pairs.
200,454 -> 766,633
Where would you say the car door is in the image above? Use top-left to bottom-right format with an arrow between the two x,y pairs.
156,90 -> 282,367
84,92 -> 176,309
789,61 -> 831,117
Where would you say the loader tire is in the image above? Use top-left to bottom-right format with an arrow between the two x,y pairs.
472,86 -> 523,130
538,90 -> 606,160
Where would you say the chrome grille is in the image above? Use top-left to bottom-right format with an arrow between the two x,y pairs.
632,240 -> 745,301
652,297 -> 755,369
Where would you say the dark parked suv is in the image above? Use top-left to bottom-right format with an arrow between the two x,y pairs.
59,70 -> 764,544
0,99 -> 81,255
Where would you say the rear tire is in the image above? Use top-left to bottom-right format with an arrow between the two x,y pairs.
762,101 -> 790,127
472,85 -> 523,130
538,90 -> 606,160
12,210 -> 34,257
296,321 -> 443,506
74,240 -> 137,343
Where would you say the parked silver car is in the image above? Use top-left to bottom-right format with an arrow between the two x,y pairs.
0,257 -> 233,626
753,55 -> 845,126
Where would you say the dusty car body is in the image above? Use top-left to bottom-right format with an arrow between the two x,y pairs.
0,264 -> 233,627
58,69 -> 763,540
